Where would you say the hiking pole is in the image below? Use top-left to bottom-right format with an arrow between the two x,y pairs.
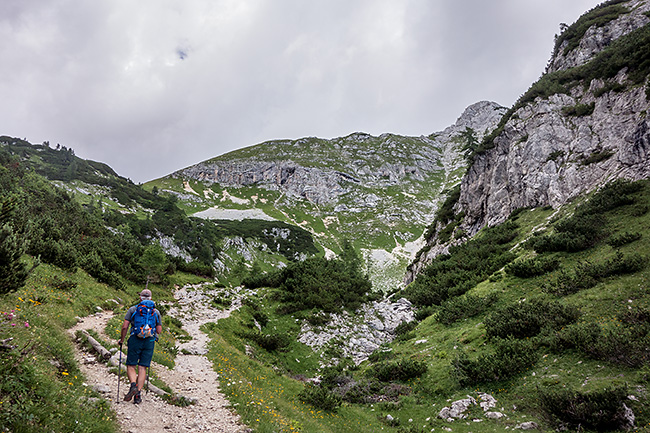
146,367 -> 150,395
117,343 -> 123,404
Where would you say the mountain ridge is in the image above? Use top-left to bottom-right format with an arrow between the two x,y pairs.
152,100 -> 505,290
406,0 -> 650,283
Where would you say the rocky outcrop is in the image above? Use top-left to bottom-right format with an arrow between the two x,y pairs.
171,102 -> 505,208
547,0 -> 650,73
407,0 -> 650,281
460,82 -> 650,235
176,161 -> 347,205
298,298 -> 414,365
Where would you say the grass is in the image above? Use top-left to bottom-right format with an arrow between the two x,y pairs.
203,322 -> 387,433
2,179 -> 649,432
194,180 -> 650,433
0,259 -> 185,432
0,262 -> 127,432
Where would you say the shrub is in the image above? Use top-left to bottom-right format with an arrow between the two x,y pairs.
553,314 -> 650,367
539,386 -> 631,432
452,337 -> 537,385
581,179 -> 641,214
405,221 -> 518,308
529,180 -> 642,254
607,231 -> 642,248
394,320 -> 418,342
414,305 -> 436,322
436,293 -> 497,325
528,214 -> 606,253
562,102 -> 595,117
298,383 -> 342,412
582,150 -> 614,165
546,150 -> 565,162
485,298 -> 580,339
239,330 -> 291,352
631,204 -> 649,217
0,224 -> 28,295
275,251 -> 372,314
369,358 -> 428,382
505,256 -> 560,278
433,185 -> 461,226
544,252 -> 646,296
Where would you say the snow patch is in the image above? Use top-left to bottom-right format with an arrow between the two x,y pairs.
193,207 -> 276,221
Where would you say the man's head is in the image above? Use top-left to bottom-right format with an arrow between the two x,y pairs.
140,289 -> 152,301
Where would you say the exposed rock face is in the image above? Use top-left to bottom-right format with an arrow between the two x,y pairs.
460,83 -> 650,236
297,298 -> 414,365
547,0 -> 650,73
407,0 -> 650,281
171,101 -> 505,208
177,161 -> 346,205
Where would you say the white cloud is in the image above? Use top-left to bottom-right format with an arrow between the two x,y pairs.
0,0 -> 604,182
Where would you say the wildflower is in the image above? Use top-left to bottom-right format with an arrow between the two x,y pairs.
24,322 -> 29,328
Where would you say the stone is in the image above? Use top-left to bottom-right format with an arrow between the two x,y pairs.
485,411 -> 505,420
297,298 -> 415,365
515,422 -> 539,430
92,384 -> 111,394
438,396 -> 478,421
478,392 -> 497,411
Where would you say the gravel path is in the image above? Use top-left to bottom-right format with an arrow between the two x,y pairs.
68,284 -> 249,433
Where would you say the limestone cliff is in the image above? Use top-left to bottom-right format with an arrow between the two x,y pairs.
406,0 -> 650,283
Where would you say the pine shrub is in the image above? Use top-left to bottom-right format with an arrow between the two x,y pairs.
485,298 -> 580,340
539,386 -> 631,432
298,383 -> 342,412
505,256 -> 560,278
369,358 -> 428,382
436,293 -> 498,325
452,337 -> 537,385
607,231 -> 642,248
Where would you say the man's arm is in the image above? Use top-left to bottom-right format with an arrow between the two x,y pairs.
155,312 -> 162,340
118,319 -> 130,346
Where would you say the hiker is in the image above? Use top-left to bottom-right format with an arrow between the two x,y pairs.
118,289 -> 162,404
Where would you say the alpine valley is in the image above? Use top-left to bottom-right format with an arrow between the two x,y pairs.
1,1 -> 650,432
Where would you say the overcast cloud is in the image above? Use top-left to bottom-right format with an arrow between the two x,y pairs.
1,0 -> 603,183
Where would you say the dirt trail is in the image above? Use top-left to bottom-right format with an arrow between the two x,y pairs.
68,284 -> 248,433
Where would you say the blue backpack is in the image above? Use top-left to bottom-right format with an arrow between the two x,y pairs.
131,300 -> 157,339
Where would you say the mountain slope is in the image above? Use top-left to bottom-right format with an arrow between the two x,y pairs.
0,137 -> 319,285
407,0 -> 650,282
150,101 -> 506,291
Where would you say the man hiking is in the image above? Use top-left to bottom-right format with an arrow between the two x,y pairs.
118,289 -> 162,404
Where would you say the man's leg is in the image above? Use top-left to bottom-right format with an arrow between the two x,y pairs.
136,365 -> 147,390
126,365 -> 137,384
124,365 -> 139,401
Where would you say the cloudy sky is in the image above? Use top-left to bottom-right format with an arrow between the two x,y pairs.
1,0 -> 603,183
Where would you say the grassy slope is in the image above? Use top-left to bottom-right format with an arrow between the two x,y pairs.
200,181 -> 650,433
147,133 -> 461,292
0,256 -> 203,432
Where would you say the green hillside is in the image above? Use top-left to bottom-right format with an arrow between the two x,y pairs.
0,138 -> 319,285
202,179 -> 650,433
1,150 -> 649,432
147,131 -> 473,292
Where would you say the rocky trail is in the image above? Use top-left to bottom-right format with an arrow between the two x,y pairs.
68,284 -> 249,433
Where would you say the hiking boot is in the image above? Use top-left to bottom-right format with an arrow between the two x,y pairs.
124,383 -> 138,402
133,391 -> 142,405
